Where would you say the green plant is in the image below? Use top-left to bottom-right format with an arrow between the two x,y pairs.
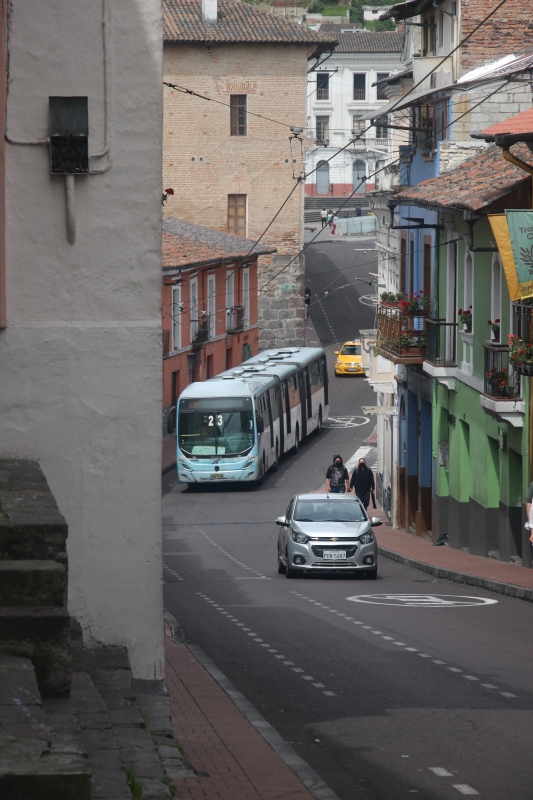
458,306 -> 472,327
508,334 -> 533,363
308,0 -> 325,11
380,291 -> 397,303
123,767 -> 144,800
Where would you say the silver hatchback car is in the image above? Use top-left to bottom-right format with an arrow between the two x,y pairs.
276,493 -> 382,579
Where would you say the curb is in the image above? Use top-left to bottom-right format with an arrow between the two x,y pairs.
377,545 -> 533,603
162,461 -> 177,475
184,642 -> 341,800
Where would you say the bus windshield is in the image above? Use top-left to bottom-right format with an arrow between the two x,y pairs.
178,408 -> 254,457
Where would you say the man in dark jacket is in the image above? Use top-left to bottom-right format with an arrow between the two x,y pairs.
350,458 -> 375,509
326,454 -> 349,494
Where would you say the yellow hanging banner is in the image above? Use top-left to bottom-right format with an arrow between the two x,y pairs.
488,214 -> 521,301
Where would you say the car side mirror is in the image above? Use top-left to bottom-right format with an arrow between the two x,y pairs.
334,350 -> 339,355
275,516 -> 287,526
370,517 -> 382,527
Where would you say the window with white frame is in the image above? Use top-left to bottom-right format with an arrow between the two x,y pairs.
464,252 -> 473,329
226,269 -> 235,309
190,277 -> 198,340
491,256 -> 502,337
375,115 -> 390,140
172,284 -> 181,351
207,274 -> 216,339
242,268 -> 250,327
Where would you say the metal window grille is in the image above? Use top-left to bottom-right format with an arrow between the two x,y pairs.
353,74 -> 366,101
316,73 -> 329,100
316,116 -> 329,141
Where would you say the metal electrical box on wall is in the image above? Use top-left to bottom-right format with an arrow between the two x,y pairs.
49,97 -> 89,174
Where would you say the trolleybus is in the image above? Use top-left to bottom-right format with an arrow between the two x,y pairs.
176,347 -> 329,485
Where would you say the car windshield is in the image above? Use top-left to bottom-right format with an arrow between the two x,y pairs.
293,501 -> 366,522
341,345 -> 361,356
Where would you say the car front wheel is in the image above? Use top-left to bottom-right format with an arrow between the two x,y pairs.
285,553 -> 296,579
277,546 -> 286,574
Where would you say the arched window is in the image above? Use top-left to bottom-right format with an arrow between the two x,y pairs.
353,160 -> 366,193
316,160 -> 329,195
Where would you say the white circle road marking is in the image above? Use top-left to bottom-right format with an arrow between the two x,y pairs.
359,294 -> 378,306
324,415 -> 370,428
346,594 -> 498,607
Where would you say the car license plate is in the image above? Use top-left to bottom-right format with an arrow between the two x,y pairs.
210,473 -> 225,480
323,550 -> 346,560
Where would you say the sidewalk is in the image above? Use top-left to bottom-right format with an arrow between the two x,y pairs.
164,622 -> 335,800
372,505 -> 533,602
162,434 -> 176,474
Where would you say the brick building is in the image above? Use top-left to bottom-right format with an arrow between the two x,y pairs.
162,0 -> 334,349
162,215 -> 276,431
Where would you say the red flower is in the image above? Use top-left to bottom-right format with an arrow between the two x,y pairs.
165,188 -> 175,195
488,320 -> 492,325
495,319 -> 500,324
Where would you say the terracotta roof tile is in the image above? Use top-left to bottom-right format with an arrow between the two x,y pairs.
478,107 -> 533,139
164,0 -> 335,46
162,215 -> 276,270
394,143 -> 533,213
335,31 -> 404,52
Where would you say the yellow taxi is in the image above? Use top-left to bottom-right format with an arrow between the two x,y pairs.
334,340 -> 364,376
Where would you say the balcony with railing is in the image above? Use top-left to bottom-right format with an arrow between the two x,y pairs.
479,341 -> 525,428
226,305 -> 245,334
191,323 -> 209,351
377,306 -> 428,364
483,343 -> 520,400
425,319 -> 457,367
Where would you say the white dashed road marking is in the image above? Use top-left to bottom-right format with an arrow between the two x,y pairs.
429,767 -> 453,777
453,784 -> 479,795
289,591 -> 518,700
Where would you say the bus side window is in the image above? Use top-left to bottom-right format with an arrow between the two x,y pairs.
304,367 -> 312,419
321,356 -> 329,405
266,391 -> 274,447
283,380 -> 291,433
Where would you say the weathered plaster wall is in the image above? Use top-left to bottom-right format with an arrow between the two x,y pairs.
0,0 -> 164,679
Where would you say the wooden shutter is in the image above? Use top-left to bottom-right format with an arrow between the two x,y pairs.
228,195 -> 246,237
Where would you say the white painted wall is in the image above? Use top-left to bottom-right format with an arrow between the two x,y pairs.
305,49 -> 404,192
0,0 -> 164,679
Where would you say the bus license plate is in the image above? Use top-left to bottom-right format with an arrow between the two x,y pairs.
210,473 -> 225,480
323,550 -> 346,559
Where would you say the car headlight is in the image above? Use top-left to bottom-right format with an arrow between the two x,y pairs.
291,530 -> 310,544
358,532 -> 374,544
335,361 -> 342,366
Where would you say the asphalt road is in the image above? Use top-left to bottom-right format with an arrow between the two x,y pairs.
162,239 -> 533,800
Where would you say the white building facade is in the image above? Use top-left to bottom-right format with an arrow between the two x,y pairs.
305,31 -> 404,199
0,0 -> 164,679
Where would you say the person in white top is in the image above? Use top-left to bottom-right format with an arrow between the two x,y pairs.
320,208 -> 327,228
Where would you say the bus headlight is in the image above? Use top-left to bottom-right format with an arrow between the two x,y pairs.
242,457 -> 256,469
178,459 -> 192,471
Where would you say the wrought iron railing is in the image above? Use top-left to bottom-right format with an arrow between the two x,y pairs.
353,89 -> 366,100
317,87 -> 329,100
163,330 -> 171,357
377,306 -> 428,361
191,324 -> 209,351
512,301 -> 533,340
483,343 -> 521,400
425,319 -> 457,367
226,305 -> 245,334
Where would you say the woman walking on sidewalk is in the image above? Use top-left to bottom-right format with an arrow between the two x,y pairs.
350,458 -> 375,509
326,454 -> 350,494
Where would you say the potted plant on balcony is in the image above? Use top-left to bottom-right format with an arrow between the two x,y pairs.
488,319 -> 500,342
458,306 -> 472,333
485,367 -> 511,398
380,291 -> 398,307
508,334 -> 533,375
400,332 -> 427,356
